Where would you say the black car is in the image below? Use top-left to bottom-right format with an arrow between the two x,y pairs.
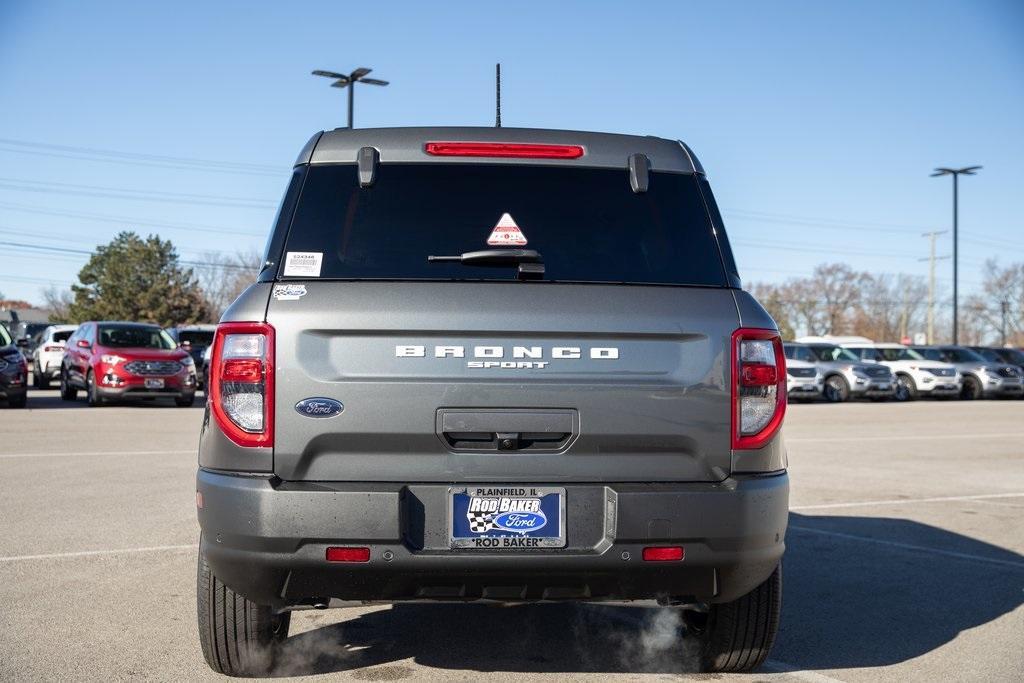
9,320 -> 53,358
0,324 -> 28,408
166,325 -> 215,388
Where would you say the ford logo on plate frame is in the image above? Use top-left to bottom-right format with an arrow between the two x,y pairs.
294,397 -> 344,418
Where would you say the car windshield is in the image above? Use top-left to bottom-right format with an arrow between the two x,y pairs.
176,331 -> 214,347
941,347 -> 986,363
280,163 -> 728,286
877,347 -> 924,361
997,348 -> 1024,365
98,325 -> 176,349
973,348 -> 1002,362
783,344 -> 816,362
810,344 -> 861,362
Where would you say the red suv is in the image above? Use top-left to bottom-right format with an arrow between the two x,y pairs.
60,321 -> 197,407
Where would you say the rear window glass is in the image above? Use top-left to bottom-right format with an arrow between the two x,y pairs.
280,164 -> 728,286
177,331 -> 214,347
98,325 -> 175,349
52,330 -> 74,343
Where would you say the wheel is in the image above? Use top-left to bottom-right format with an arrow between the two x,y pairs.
7,393 -> 27,409
176,395 -> 195,407
86,370 -> 105,407
59,369 -> 78,401
894,374 -> 917,401
961,375 -> 982,400
823,375 -> 850,402
197,550 -> 289,676
32,364 -> 40,389
36,367 -> 50,390
684,563 -> 782,673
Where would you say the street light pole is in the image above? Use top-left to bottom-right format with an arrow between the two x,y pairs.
312,67 -> 390,129
931,165 -> 981,344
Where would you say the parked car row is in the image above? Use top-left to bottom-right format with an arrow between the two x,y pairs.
1,320 -> 216,409
785,337 -> 1024,402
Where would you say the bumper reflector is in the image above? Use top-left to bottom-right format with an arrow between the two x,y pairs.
326,547 -> 371,563
642,546 -> 684,562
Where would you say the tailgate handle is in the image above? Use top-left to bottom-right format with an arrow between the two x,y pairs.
437,409 -> 577,453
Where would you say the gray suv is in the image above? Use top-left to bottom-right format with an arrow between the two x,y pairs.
911,345 -> 1023,399
784,342 -> 895,402
196,127 -> 789,675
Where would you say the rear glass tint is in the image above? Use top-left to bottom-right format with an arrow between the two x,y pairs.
280,164 -> 728,286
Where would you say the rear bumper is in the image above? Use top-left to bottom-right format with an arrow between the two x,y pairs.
96,385 -> 195,400
197,470 -> 789,608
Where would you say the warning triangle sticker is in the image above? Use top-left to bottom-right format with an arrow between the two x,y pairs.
486,213 -> 528,246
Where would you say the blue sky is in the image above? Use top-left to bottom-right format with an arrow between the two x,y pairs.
1,0 -> 1022,304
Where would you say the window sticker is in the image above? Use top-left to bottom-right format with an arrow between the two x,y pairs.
283,251 -> 323,277
486,213 -> 528,246
273,284 -> 307,300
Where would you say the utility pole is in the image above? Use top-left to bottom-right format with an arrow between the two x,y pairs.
931,166 -> 981,344
312,67 -> 390,129
919,231 -> 949,344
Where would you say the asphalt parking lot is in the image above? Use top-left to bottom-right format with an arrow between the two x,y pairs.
1,393 -> 1021,682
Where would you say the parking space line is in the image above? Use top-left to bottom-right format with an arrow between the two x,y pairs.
789,526 -> 1024,570
791,492 -> 1024,511
0,449 -> 194,459
787,432 -> 1024,444
0,544 -> 197,563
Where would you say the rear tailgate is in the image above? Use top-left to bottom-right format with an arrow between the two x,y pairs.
268,282 -> 736,482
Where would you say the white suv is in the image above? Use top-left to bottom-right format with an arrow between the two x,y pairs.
31,324 -> 78,389
842,342 -> 960,401
785,358 -> 823,400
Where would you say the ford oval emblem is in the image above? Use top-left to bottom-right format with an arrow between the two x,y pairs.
294,397 -> 344,418
491,510 -> 547,533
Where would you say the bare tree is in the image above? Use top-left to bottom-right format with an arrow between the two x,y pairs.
193,249 -> 264,320
962,260 -> 1024,346
41,286 -> 74,322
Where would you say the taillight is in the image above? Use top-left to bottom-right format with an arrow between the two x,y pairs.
731,329 -> 786,450
424,142 -> 585,159
209,322 -> 274,447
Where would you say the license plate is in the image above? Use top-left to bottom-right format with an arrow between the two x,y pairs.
876,384 -> 890,391
144,378 -> 165,389
450,486 -> 565,549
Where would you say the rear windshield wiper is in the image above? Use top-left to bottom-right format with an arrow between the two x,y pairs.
427,249 -> 544,280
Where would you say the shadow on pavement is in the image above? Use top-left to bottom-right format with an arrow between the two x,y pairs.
774,512 -> 1024,671
21,389 -> 207,410
262,512 -> 1023,677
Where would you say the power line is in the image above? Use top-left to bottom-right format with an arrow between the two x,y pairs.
0,138 -> 282,175
0,201 -> 266,238
0,177 -> 277,209
0,240 -> 255,271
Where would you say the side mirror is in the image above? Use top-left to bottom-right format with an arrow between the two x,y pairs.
76,339 -> 91,349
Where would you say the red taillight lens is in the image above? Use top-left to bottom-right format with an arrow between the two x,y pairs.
209,322 -> 274,448
424,142 -> 584,159
741,363 -> 778,387
221,359 -> 263,382
642,546 -> 684,562
326,547 -> 370,563
731,329 -> 787,450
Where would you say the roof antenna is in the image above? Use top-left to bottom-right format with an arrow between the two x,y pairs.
495,63 -> 501,128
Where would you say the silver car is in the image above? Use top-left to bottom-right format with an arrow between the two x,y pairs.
911,345 -> 1023,399
784,342 -> 895,402
785,357 -> 823,400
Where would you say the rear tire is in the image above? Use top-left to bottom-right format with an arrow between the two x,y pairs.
961,375 -> 982,400
36,370 -> 50,390
197,550 -> 289,676
7,393 -> 27,409
686,563 -> 782,673
176,395 -> 195,407
895,374 -> 917,401
823,375 -> 850,402
59,369 -> 77,401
